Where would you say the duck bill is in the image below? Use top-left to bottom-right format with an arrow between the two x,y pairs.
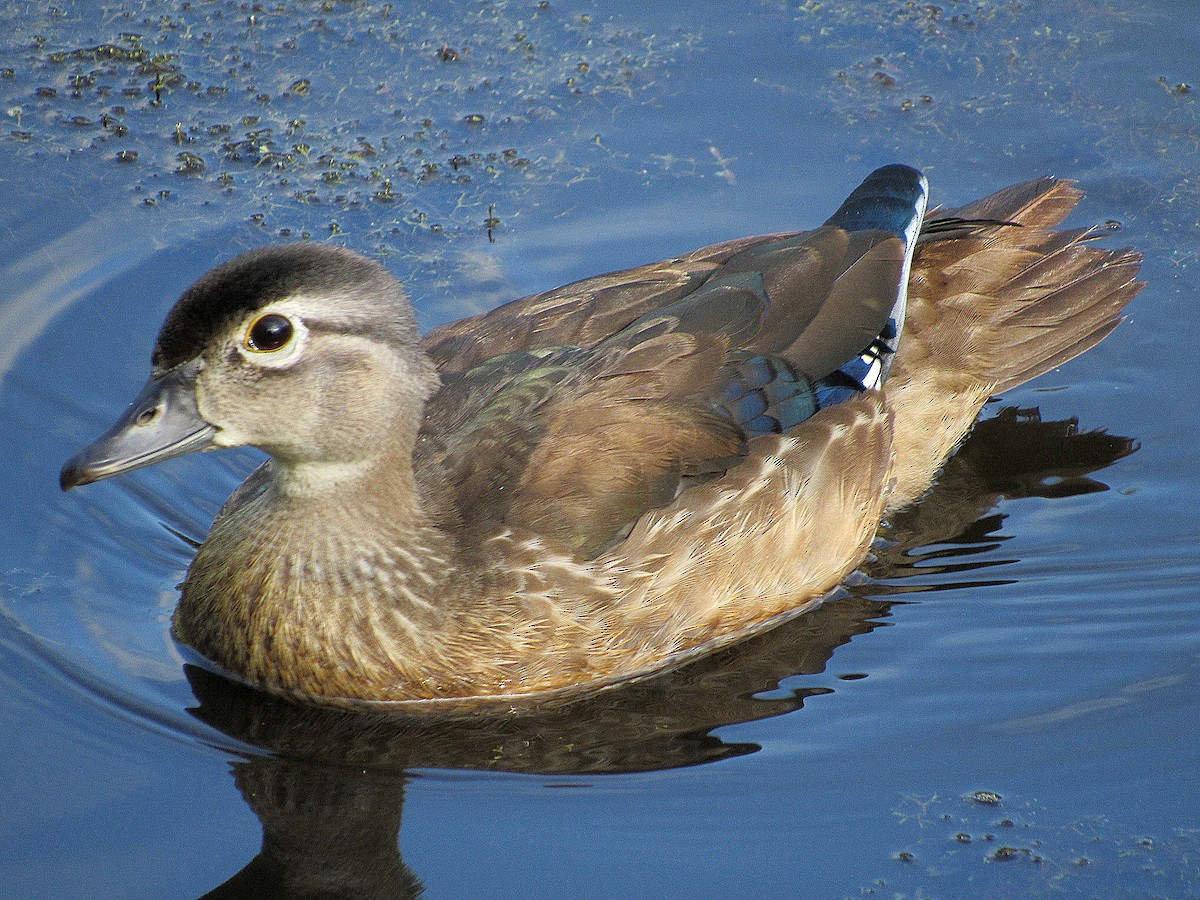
60,360 -> 217,490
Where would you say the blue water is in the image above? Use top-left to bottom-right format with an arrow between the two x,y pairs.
2,1 -> 1198,897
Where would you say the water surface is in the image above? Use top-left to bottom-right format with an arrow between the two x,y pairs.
2,1 -> 1198,897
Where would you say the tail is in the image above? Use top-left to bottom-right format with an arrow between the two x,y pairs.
883,177 -> 1144,512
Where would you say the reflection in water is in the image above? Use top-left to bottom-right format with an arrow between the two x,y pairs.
876,405 -> 1137,592
184,407 -> 1134,898
198,753 -> 421,900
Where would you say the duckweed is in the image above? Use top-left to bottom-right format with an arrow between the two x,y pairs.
0,0 -> 697,248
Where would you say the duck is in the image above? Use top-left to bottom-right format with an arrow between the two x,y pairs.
60,165 -> 1143,710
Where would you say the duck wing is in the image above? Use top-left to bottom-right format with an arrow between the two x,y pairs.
419,166 -> 928,557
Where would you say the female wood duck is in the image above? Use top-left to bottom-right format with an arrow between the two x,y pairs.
61,165 -> 1143,710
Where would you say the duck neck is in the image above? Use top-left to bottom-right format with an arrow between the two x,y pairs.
176,433 -> 466,701
269,404 -> 425,499
268,445 -> 452,565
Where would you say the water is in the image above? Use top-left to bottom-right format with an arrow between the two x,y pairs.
2,1 -> 1198,897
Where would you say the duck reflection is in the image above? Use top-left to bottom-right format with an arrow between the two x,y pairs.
190,407 -> 1133,899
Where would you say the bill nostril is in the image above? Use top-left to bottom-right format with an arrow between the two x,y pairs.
135,406 -> 160,427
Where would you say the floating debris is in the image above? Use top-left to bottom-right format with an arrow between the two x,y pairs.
0,0 -> 701,250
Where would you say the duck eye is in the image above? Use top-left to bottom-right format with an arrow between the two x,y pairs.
246,313 -> 294,352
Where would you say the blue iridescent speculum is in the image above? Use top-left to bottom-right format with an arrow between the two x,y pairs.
721,165 -> 926,438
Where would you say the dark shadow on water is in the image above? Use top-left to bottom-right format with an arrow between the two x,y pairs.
183,406 -> 1134,899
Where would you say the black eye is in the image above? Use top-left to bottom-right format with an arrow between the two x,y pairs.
246,313 -> 294,352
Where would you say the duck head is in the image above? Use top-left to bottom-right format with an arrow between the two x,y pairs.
60,243 -> 439,493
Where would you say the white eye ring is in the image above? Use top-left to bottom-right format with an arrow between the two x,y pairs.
245,313 -> 295,352
237,310 -> 309,367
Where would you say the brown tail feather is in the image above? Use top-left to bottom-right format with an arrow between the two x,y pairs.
993,250 -> 1141,391
995,318 -> 1123,394
939,176 -> 1085,229
883,179 -> 1144,512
